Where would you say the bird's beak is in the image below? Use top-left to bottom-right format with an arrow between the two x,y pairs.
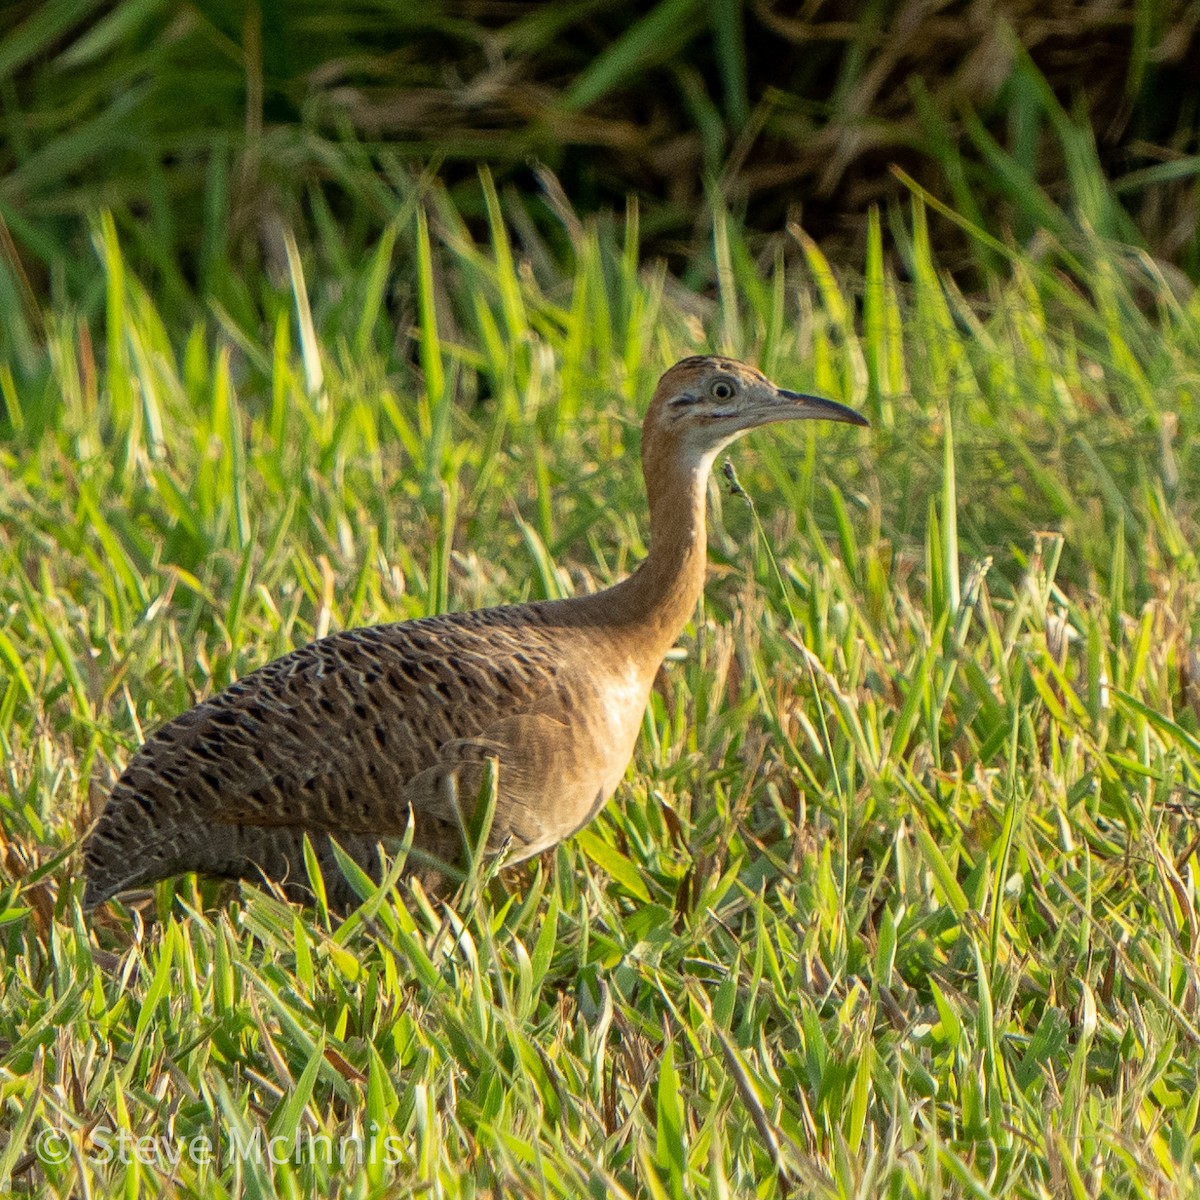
776,388 -> 870,427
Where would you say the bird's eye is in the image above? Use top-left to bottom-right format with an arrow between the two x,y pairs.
711,379 -> 736,401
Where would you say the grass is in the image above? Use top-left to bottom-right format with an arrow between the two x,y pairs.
2,182 -> 1200,1196
4,0 -> 1200,316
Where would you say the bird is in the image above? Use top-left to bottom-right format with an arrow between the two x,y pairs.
82,357 -> 867,911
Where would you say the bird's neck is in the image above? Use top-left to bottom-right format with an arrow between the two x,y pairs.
604,437 -> 717,666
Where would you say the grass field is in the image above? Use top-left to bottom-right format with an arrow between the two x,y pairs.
2,181 -> 1200,1197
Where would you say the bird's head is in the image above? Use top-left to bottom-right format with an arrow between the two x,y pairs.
642,356 -> 868,471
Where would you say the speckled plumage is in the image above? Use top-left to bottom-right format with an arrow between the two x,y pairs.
82,357 -> 866,909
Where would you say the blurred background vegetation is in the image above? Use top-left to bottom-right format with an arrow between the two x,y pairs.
3,0 -> 1200,330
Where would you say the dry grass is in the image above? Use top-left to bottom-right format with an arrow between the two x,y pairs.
2,0 -> 1199,320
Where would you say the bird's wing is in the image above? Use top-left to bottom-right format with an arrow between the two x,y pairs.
111,611 -> 566,839
393,708 -> 616,863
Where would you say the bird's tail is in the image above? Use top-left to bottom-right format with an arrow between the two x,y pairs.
82,797 -> 389,909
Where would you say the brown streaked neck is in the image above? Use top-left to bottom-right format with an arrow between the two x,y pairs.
601,429 -> 718,665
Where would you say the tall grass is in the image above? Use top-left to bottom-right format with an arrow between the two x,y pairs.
3,0 -> 1199,327
2,187 -> 1200,1195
